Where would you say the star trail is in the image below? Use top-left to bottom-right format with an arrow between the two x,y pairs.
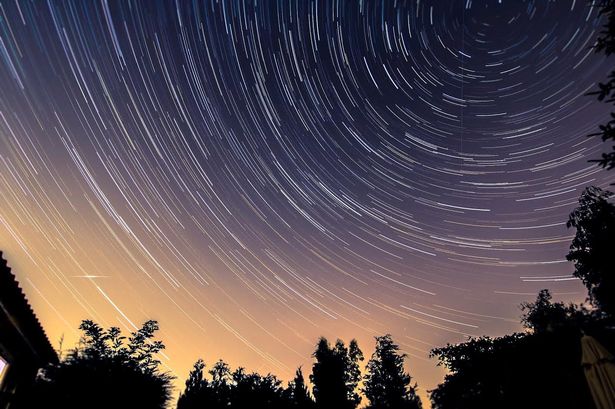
0,0 -> 613,403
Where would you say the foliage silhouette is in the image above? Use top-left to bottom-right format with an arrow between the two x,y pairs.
430,327 -> 595,408
232,367 -> 285,408
310,337 -> 364,409
588,0 -> 615,169
284,367 -> 316,409
16,320 -> 173,409
363,334 -> 422,409
430,283 -> 615,409
566,186 -> 615,316
177,358 -> 293,409
177,359 -> 227,409
520,289 -> 584,333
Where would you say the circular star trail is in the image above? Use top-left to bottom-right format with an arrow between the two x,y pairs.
0,0 -> 613,400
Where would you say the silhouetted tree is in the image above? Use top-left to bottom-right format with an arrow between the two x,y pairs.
429,330 -> 594,409
185,359 -> 206,393
566,186 -> 615,316
589,0 -> 615,169
204,359 -> 233,407
231,367 -> 285,408
428,282 -> 615,409
310,337 -> 363,409
346,339 -> 363,405
363,334 -> 422,409
285,367 -> 315,409
520,288 -> 615,344
18,320 -> 172,409
177,359 -> 224,409
520,289 -> 582,333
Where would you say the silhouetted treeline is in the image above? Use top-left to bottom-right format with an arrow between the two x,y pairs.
11,185 -> 614,409
178,335 -> 422,409
172,187 -> 615,409
177,359 -> 301,409
14,318 -> 423,409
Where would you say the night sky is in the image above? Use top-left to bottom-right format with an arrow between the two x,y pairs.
0,0 -> 614,403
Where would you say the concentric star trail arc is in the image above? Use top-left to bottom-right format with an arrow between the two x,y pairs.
0,0 -> 613,403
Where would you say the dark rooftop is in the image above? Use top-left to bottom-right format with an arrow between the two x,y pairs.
0,251 -> 58,365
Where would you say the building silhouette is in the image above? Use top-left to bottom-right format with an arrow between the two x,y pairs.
0,252 -> 57,408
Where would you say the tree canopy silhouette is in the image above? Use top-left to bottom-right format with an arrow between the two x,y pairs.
177,358 -> 293,409
363,334 -> 422,409
566,186 -> 615,316
520,289 -> 584,333
232,367 -> 285,408
284,367 -> 316,409
310,337 -> 364,409
17,319 -> 173,409
430,303 -> 596,409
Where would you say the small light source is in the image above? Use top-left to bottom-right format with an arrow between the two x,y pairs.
0,356 -> 8,383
